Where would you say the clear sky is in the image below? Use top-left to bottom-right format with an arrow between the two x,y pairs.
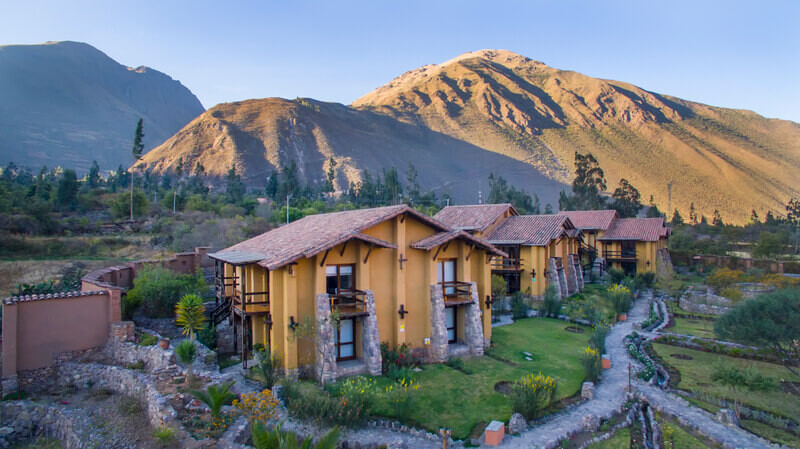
2,0 -> 799,122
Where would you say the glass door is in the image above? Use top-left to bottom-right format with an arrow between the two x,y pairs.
445,307 -> 456,343
437,259 -> 456,296
335,318 -> 356,361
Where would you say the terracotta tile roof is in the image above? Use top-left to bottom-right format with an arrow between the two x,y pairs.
410,230 -> 508,257
3,290 -> 108,305
599,218 -> 667,242
434,203 -> 518,232
485,215 -> 574,246
558,210 -> 618,231
212,205 -> 445,270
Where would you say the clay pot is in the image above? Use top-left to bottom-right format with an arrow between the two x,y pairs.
618,313 -> 627,322
602,355 -> 611,369
159,338 -> 170,349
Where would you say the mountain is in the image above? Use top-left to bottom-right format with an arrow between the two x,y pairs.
138,50 -> 800,222
0,41 -> 204,173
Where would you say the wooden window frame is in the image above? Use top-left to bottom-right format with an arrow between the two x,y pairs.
445,306 -> 457,344
326,264 -> 356,296
438,258 -> 458,297
335,318 -> 357,361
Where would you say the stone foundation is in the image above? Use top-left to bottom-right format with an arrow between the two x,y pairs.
547,258 -> 562,298
429,284 -> 448,363
566,256 -> 579,295
573,254 -> 585,290
361,290 -> 382,376
0,401 -> 84,448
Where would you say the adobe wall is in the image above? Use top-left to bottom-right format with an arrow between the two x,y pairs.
81,246 -> 211,291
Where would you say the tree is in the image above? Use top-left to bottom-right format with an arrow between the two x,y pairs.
487,173 -> 536,214
265,171 -> 279,200
225,165 -> 245,203
325,157 -> 337,193
87,160 -> 101,188
130,118 -> 145,221
611,178 -> 642,218
689,202 -> 698,225
750,209 -> 760,224
175,157 -> 184,177
712,209 -> 724,227
544,203 -> 554,214
560,152 -> 607,211
56,169 -> 79,209
671,209 -> 684,226
645,195 -> 662,218
715,289 -> 800,392
175,294 -> 206,342
406,163 -> 420,203
787,198 -> 800,254
752,232 -> 783,259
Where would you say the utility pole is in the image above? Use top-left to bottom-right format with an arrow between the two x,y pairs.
667,182 -> 673,219
173,190 -> 177,213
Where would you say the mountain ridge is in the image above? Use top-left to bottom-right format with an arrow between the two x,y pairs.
132,49 -> 798,222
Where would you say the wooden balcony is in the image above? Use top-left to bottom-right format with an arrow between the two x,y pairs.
491,257 -> 524,272
331,290 -> 369,317
232,291 -> 270,315
443,281 -> 473,306
603,250 -> 637,262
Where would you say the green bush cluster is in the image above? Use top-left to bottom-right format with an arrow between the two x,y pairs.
510,372 -> 558,420
280,379 -> 373,427
511,291 -> 531,319
542,285 -> 561,317
123,266 -> 207,319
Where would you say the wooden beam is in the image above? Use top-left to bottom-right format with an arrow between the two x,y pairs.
466,244 -> 474,261
339,240 -> 349,257
363,243 -> 374,264
319,249 -> 331,267
486,253 -> 492,264
432,245 -> 443,261
400,213 -> 406,223
442,241 -> 451,253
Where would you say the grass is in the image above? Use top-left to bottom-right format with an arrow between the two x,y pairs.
217,353 -> 241,370
9,436 -> 65,449
651,343 -> 800,421
585,427 -> 629,448
334,318 -> 589,440
659,415 -> 712,449
740,419 -> 800,447
669,317 -> 717,339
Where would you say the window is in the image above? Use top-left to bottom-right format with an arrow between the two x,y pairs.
326,264 -> 355,296
335,318 -> 356,360
445,307 -> 457,343
437,259 -> 456,296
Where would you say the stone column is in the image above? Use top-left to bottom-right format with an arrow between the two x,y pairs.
361,290 -> 382,376
565,257 -> 578,295
573,255 -> 585,290
557,263 -> 568,299
429,284 -> 448,363
547,258 -> 562,298
464,282 -> 485,356
314,293 -> 337,384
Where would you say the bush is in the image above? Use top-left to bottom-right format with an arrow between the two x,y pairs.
380,342 -> 419,374
125,266 -> 207,318
706,268 -> 743,291
580,346 -> 601,382
192,380 -> 237,419
233,388 -> 280,424
251,422 -> 339,449
719,287 -> 744,302
491,274 -> 507,300
608,268 -> 626,285
197,325 -> 217,351
564,301 -> 582,322
280,379 -> 372,427
608,284 -> 632,317
542,285 -> 561,317
590,321 -> 610,354
152,426 -> 176,447
581,298 -> 603,325
511,291 -> 530,319
252,348 -> 282,389
510,372 -> 558,420
761,273 -> 800,289
385,377 -> 420,421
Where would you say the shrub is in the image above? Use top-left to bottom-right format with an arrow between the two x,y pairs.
136,332 -> 159,347
510,372 -> 558,420
608,268 -> 626,285
251,422 -> 339,449
564,301 -> 582,322
542,285 -> 561,317
329,377 -> 377,415
192,380 -> 237,419
380,342 -> 419,374
608,284 -> 632,317
636,271 -> 656,289
511,291 -> 530,319
491,274 -> 507,300
175,293 -> 206,341
580,346 -> 601,382
719,287 -> 744,302
152,426 -> 176,447
706,268 -> 743,291
197,325 -> 217,351
175,340 -> 197,382
760,273 -> 800,289
280,379 -> 372,427
252,348 -> 282,389
233,389 -> 280,424
125,266 -> 206,319
385,377 -> 420,421
590,321 -> 610,354
581,298 -> 603,325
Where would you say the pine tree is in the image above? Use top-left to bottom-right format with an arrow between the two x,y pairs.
750,209 -> 760,224
671,209 -> 684,226
87,160 -> 101,188
712,209 -> 724,227
225,165 -> 245,204
325,157 -> 337,193
544,203 -> 554,214
689,202 -> 698,225
130,118 -> 145,221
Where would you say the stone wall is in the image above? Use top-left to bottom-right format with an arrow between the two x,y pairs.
0,401 -> 85,448
314,293 -> 337,384
735,283 -> 774,300
678,286 -> 732,316
566,256 -> 579,294
572,254 -> 585,291
656,248 -> 673,280
547,258 -> 562,298
361,291 -> 382,376
81,247 -> 211,292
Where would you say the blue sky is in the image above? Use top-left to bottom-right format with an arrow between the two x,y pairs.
3,0 -> 799,122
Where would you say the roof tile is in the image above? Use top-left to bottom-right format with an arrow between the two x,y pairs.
599,218 -> 668,242
558,210 -> 618,231
434,204 -> 517,232
485,215 -> 573,246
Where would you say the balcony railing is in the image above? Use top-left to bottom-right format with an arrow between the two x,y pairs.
603,250 -> 637,261
330,289 -> 368,316
232,291 -> 270,314
443,281 -> 473,305
491,257 -> 524,272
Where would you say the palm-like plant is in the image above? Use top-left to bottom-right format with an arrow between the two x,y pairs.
251,422 -> 339,449
175,339 -> 197,383
192,380 -> 237,419
175,294 -> 206,342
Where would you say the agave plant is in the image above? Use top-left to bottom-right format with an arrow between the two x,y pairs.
251,422 -> 340,449
191,380 -> 237,419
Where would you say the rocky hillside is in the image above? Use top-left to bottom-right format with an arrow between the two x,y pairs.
0,41 -> 204,172
138,49 -> 800,221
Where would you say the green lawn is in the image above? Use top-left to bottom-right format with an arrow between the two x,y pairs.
668,317 -> 717,339
343,318 -> 590,440
659,415 -> 711,449
586,427 -> 629,448
652,343 -> 800,421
